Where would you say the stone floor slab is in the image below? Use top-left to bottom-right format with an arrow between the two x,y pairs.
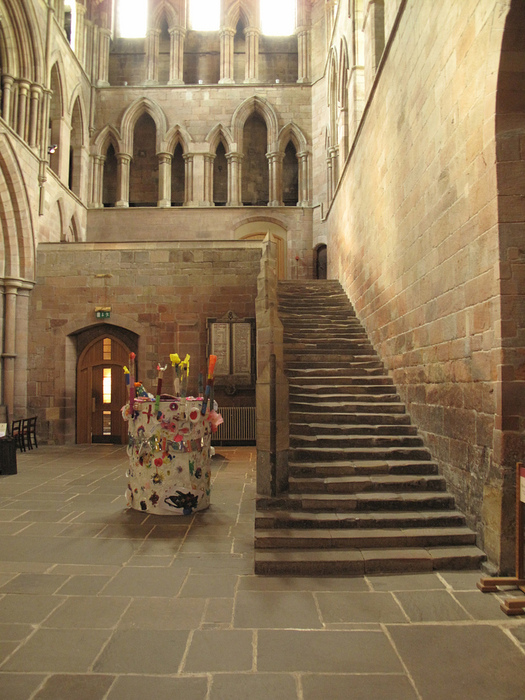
92,629 -> 189,674
183,630 -> 254,672
316,590 -> 407,623
301,673 -> 419,700
394,590 -> 472,622
106,675 -> 208,700
257,630 -> 403,673
234,590 -> 323,629
209,672 -> 298,699
33,673 -> 115,699
388,624 -> 525,700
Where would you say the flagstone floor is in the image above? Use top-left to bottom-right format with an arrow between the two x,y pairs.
0,445 -> 524,700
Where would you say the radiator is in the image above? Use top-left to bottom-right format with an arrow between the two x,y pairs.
213,407 -> 256,445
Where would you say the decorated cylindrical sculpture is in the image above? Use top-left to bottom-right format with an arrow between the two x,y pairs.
122,398 -> 218,515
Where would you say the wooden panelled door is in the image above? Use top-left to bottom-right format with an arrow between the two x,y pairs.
77,336 -> 130,444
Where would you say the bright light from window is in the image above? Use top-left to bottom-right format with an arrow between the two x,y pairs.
118,0 -> 148,38
190,0 -> 220,31
261,0 -> 296,35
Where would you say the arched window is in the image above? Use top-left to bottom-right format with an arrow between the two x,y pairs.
103,143 -> 118,207
171,143 -> 185,206
234,19 -> 246,84
129,113 -> 157,206
189,0 -> 220,31
69,98 -> 83,197
283,141 -> 298,206
213,141 -> 227,206
117,0 -> 147,38
158,17 -> 171,84
242,113 -> 269,206
261,0 -> 296,35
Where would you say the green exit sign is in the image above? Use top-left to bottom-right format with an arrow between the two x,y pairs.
95,309 -> 111,319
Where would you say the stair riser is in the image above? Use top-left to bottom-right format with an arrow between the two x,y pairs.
288,478 -> 447,494
290,448 -> 432,462
289,463 -> 439,477
296,497 -> 456,511
290,425 -> 417,437
255,514 -> 467,529
290,437 -> 425,450
255,533 -> 477,549
289,386 -> 397,396
290,412 -> 410,425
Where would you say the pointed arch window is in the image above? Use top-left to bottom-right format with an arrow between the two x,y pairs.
213,141 -> 228,206
261,0 -> 296,35
103,143 -> 118,207
171,143 -> 185,206
283,141 -> 298,206
117,0 -> 148,38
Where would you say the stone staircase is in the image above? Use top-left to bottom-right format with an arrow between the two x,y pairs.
254,280 -> 486,575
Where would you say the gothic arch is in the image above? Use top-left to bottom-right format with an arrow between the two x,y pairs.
92,125 -> 122,157
338,36 -> 349,107
224,1 -> 254,31
232,95 -> 279,151
150,0 -> 179,30
327,47 -> 338,147
56,197 -> 66,242
206,123 -> 234,153
165,123 -> 193,154
0,0 -> 44,82
0,132 -> 34,280
277,121 -> 308,154
48,56 -> 67,116
68,88 -> 88,143
120,97 -> 168,153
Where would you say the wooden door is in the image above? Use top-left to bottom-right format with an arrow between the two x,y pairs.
77,336 -> 130,444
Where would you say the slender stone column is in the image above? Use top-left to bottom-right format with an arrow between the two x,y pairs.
28,84 -> 42,148
296,27 -> 311,83
145,28 -> 160,84
16,80 -> 30,141
183,153 -> 194,205
297,151 -> 309,206
244,27 -> 260,83
116,153 -> 131,207
13,284 -> 32,415
169,26 -> 186,84
219,28 -> 235,84
157,152 -> 172,207
97,27 -> 111,86
202,153 -> 215,206
2,282 -> 19,417
329,145 -> 339,190
326,155 -> 333,203
226,152 -> 242,206
75,2 -> 87,65
91,154 -> 105,208
2,75 -> 14,127
267,151 -> 284,207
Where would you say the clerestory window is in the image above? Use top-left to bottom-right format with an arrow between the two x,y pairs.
116,0 -> 148,38
261,0 -> 296,35
190,0 -> 220,31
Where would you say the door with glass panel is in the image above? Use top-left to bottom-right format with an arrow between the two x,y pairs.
77,336 -> 130,444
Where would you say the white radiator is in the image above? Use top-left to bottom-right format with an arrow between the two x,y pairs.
213,407 -> 256,444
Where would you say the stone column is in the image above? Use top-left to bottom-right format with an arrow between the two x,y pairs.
297,151 -> 309,206
28,84 -> 42,148
329,145 -> 339,190
116,153 -> 131,208
145,28 -> 160,84
244,27 -> 260,83
75,2 -> 87,66
267,151 -> 284,207
13,284 -> 32,416
2,75 -> 14,127
91,154 -> 105,208
296,27 -> 310,83
219,28 -> 235,84
326,154 -> 333,203
157,152 -> 172,207
202,153 -> 215,206
169,26 -> 186,84
16,79 -> 30,141
183,153 -> 194,205
226,152 -> 242,206
2,282 -> 19,417
97,27 -> 111,86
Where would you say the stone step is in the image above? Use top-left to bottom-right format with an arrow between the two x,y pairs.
255,509 -> 467,529
288,460 -> 439,477
288,474 -> 446,494
284,343 -> 375,353
257,491 -> 455,511
290,392 -> 401,404
289,446 -> 432,462
290,423 -> 416,437
289,401 -> 407,415
289,412 -> 411,426
288,376 -> 394,386
254,527 -> 477,550
290,435 -> 425,450
289,384 -> 397,396
285,356 -> 382,366
254,546 -> 486,576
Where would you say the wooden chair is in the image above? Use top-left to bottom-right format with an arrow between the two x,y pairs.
11,419 -> 25,452
25,416 -> 38,449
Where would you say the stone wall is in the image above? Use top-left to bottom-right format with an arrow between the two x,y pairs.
320,0 -> 515,569
29,241 -> 262,444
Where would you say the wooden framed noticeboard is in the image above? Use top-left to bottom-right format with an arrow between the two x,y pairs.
207,312 -> 254,385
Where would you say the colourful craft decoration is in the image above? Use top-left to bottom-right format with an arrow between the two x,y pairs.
122,397 -> 216,515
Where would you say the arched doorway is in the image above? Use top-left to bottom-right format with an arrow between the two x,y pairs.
315,244 -> 327,279
235,220 -> 288,279
76,335 -> 130,444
